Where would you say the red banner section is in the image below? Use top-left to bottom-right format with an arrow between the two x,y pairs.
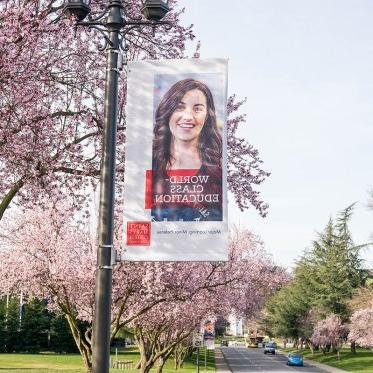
144,168 -> 222,210
145,169 -> 201,209
145,170 -> 153,209
127,221 -> 151,246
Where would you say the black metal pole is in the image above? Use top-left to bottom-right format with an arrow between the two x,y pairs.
196,346 -> 200,373
92,1 -> 123,372
204,347 -> 207,371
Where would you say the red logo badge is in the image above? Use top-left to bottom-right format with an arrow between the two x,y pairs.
127,221 -> 151,246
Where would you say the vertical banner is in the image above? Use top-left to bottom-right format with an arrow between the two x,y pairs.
202,320 -> 215,350
123,59 -> 228,261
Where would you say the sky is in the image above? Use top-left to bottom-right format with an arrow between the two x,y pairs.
179,0 -> 373,269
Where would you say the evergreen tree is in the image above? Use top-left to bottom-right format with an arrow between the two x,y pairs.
304,205 -> 365,320
50,315 -> 79,353
20,298 -> 51,352
263,205 -> 367,342
0,296 -> 79,353
3,296 -> 21,352
0,297 -> 7,352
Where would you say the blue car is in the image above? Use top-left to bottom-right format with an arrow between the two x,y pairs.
287,352 -> 303,366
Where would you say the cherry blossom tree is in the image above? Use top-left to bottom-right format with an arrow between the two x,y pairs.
348,307 -> 373,348
0,206 -> 285,373
125,228 -> 288,373
346,287 -> 373,352
0,205 -> 96,368
1,0 -> 104,220
132,300 -> 205,373
0,0 -> 269,222
311,314 -> 346,359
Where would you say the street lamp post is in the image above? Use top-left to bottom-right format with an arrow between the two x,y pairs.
62,1 -> 171,372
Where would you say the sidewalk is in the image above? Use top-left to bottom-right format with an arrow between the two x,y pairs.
215,347 -> 231,372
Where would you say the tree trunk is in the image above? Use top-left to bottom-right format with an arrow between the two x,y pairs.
139,353 -> 154,373
141,365 -> 153,373
65,314 -> 92,373
136,331 -> 156,373
139,351 -> 154,372
174,344 -> 191,369
0,179 -> 24,221
293,339 -> 299,349
307,340 -> 314,355
350,341 -> 356,354
174,351 -> 181,370
156,356 -> 166,373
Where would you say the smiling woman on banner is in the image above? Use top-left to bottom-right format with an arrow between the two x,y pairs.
151,78 -> 223,221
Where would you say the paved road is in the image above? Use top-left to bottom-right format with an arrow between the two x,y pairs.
220,346 -> 329,373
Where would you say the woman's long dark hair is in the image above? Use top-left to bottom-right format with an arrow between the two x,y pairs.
152,78 -> 222,175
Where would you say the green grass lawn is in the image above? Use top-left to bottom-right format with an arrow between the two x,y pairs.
282,347 -> 373,373
0,347 -> 215,373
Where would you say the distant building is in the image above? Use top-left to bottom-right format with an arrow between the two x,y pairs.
227,315 -> 244,336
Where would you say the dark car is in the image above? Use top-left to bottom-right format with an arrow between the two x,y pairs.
220,340 -> 228,347
287,352 -> 304,366
263,342 -> 276,354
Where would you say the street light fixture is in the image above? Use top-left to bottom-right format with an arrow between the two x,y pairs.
62,1 -> 171,373
141,0 -> 170,21
63,0 -> 90,21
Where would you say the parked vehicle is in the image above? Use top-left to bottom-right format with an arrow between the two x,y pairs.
263,342 -> 276,354
287,352 -> 304,366
246,341 -> 259,348
244,333 -> 264,348
220,340 -> 228,347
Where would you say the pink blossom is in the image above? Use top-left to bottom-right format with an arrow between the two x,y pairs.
311,314 -> 346,352
348,307 -> 373,348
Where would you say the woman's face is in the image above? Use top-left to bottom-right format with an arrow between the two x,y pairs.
205,322 -> 214,333
169,89 -> 208,143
